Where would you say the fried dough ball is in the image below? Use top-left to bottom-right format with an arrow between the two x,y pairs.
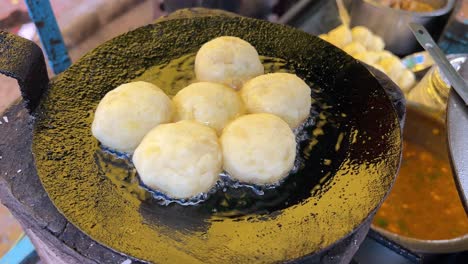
195,36 -> 264,89
319,34 -> 330,42
173,82 -> 245,134
221,114 -> 296,185
92,81 -> 173,153
351,26 -> 373,46
327,25 -> 352,48
375,50 -> 398,62
379,56 -> 406,81
397,69 -> 416,92
353,51 -> 380,65
351,26 -> 385,51
343,42 -> 367,56
367,35 -> 385,51
240,73 -> 311,128
369,63 -> 386,73
133,121 -> 222,199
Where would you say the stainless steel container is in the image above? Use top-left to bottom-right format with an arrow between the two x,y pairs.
407,53 -> 467,114
350,0 -> 456,56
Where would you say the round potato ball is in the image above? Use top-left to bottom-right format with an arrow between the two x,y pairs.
173,82 -> 245,134
351,26 -> 373,46
240,73 -> 311,128
327,25 -> 352,48
379,56 -> 406,81
92,81 -> 173,153
397,69 -> 416,92
318,34 -> 329,42
353,51 -> 380,65
343,42 -> 367,56
369,63 -> 386,74
351,26 -> 385,51
374,50 -> 398,63
133,120 -> 222,199
221,113 -> 297,185
367,35 -> 385,52
195,36 -> 264,89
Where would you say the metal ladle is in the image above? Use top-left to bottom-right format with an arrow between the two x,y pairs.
409,23 -> 468,213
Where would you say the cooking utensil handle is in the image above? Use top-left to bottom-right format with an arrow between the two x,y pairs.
0,31 -> 49,113
409,23 -> 468,105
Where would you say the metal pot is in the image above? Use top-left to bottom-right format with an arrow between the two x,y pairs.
0,9 -> 404,263
372,103 -> 468,253
350,0 -> 456,56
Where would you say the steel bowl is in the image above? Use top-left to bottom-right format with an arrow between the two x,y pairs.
372,103 -> 468,253
350,0 -> 456,56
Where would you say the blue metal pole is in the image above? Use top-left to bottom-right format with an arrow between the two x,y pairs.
0,235 -> 36,264
25,0 -> 71,74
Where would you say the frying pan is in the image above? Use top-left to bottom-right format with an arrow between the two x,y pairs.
0,9 -> 402,263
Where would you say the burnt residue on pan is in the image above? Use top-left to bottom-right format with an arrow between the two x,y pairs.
31,9 -> 401,263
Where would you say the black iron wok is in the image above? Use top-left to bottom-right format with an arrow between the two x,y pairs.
0,9 -> 402,264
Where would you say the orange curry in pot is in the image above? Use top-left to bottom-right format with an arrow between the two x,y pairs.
374,141 -> 468,240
